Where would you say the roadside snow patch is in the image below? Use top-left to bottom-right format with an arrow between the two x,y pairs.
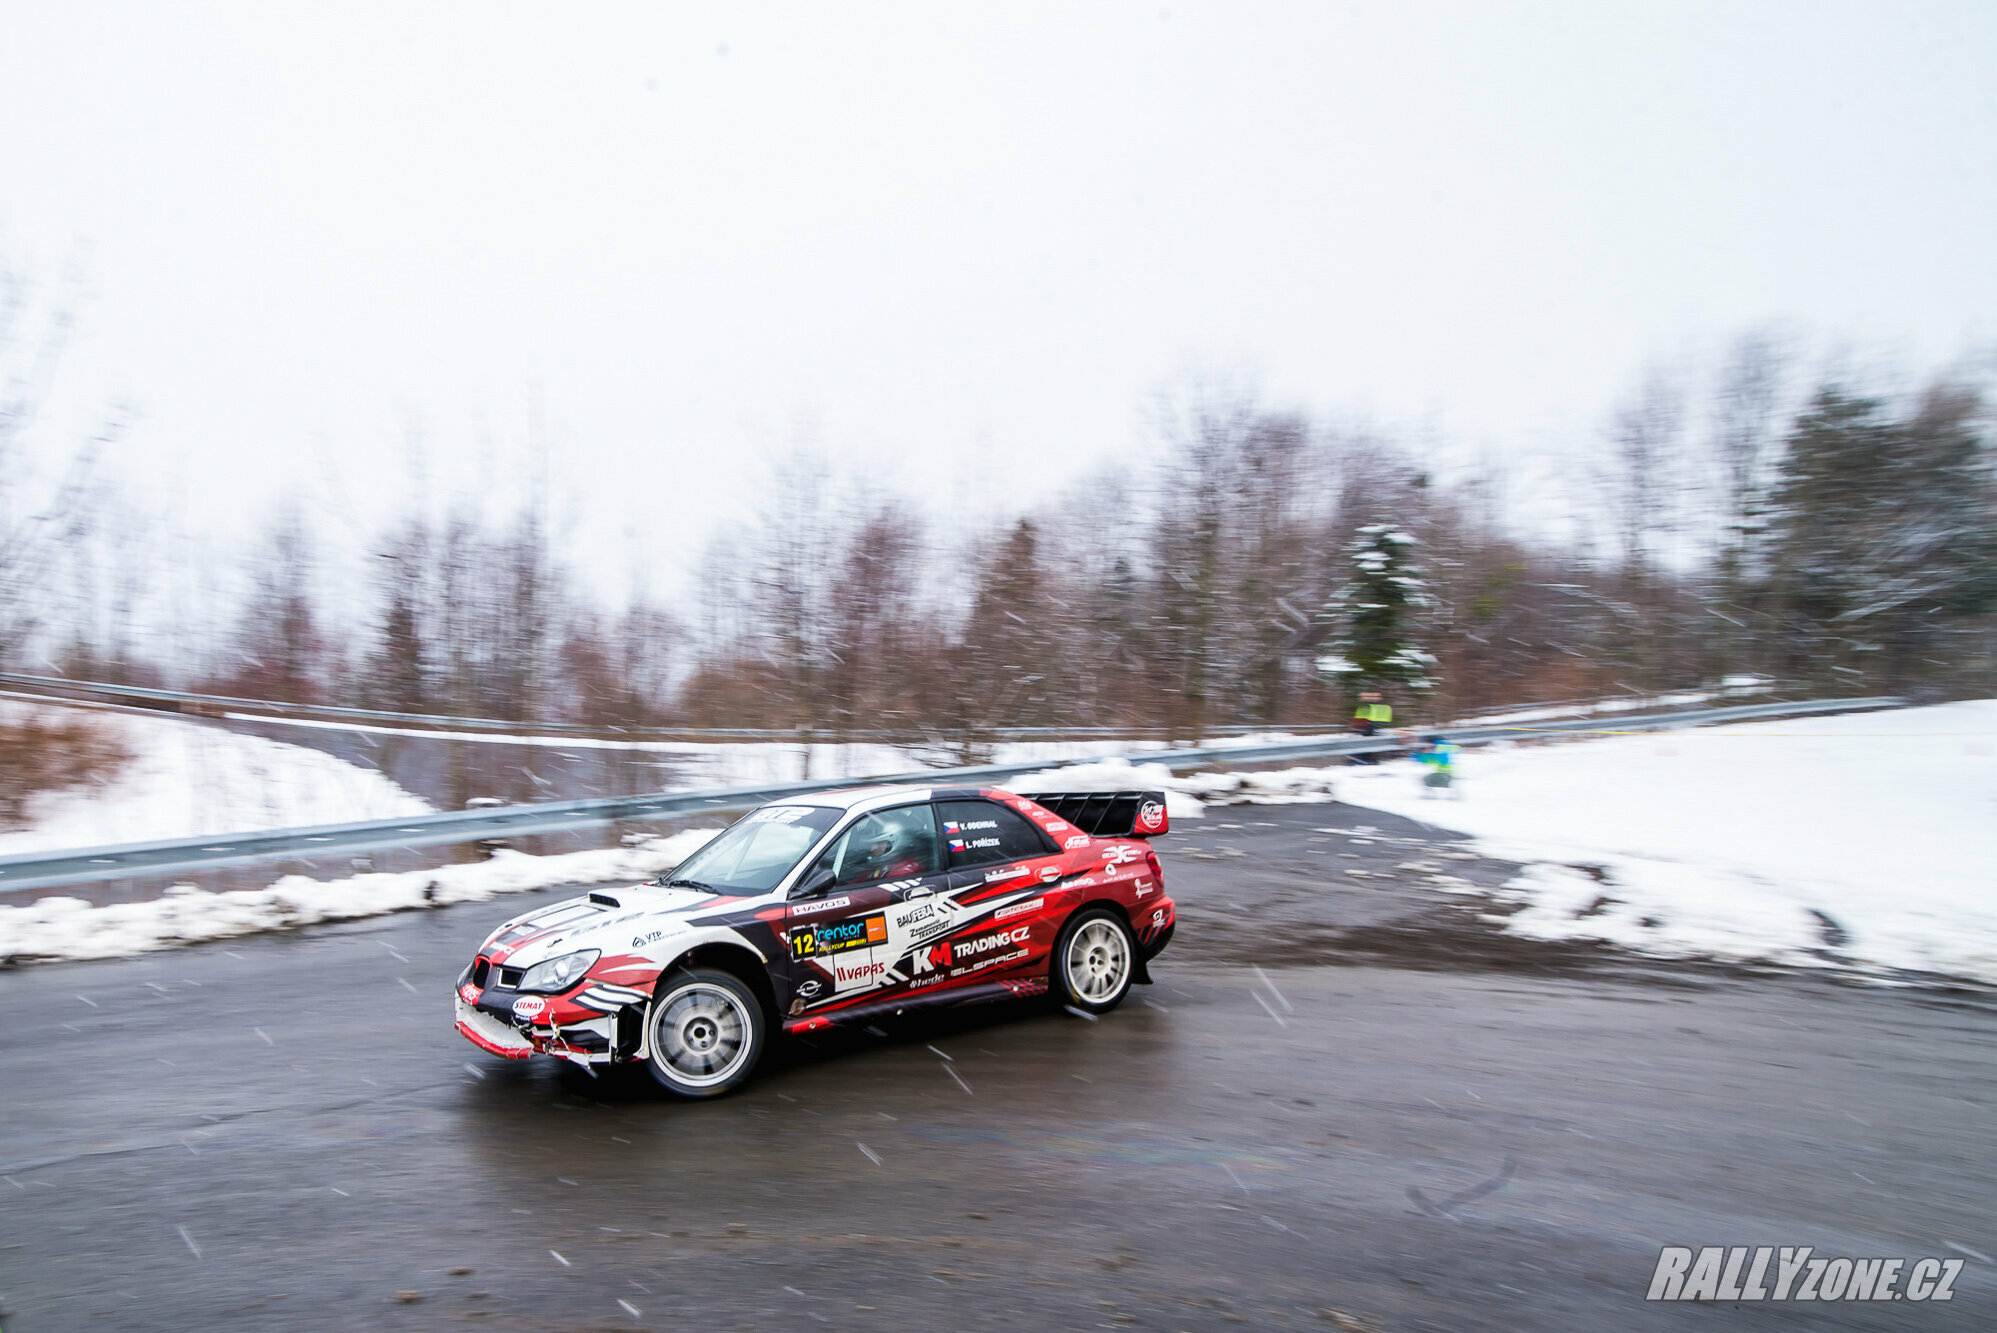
1000,759 -> 1206,819
1332,700 -> 1997,985
0,703 -> 430,856
1002,755 -> 1344,815
0,829 -> 719,964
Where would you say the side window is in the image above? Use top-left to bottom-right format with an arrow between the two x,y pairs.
809,804 -> 943,889
937,800 -> 1056,870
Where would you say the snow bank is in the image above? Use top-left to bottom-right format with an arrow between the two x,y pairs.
1000,756 -> 1341,816
1332,701 -> 1997,985
0,702 -> 431,856
0,830 -> 719,965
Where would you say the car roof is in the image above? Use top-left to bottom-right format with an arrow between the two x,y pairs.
771,783 -> 935,813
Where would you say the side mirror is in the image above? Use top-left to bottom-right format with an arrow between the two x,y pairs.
794,867 -> 836,900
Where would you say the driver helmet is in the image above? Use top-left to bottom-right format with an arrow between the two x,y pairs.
852,820 -> 905,874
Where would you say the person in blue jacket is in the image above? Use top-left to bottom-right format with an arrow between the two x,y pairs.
1413,735 -> 1457,798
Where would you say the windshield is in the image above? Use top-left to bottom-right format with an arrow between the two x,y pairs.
662,805 -> 842,894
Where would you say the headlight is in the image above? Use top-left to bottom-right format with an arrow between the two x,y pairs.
517,949 -> 599,994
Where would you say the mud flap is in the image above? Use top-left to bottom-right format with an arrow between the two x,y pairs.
1133,956 -> 1153,986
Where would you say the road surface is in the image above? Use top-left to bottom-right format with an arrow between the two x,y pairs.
2,803 -> 1991,1330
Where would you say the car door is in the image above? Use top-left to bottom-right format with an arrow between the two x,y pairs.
784,803 -> 949,1015
926,797 -> 1066,986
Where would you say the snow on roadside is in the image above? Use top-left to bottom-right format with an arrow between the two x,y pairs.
1000,757 -> 1343,816
0,830 -> 721,965
1331,701 -> 1997,986
15,700 -> 1989,985
0,702 -> 431,856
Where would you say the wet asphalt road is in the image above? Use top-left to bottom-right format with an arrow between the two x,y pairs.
2,803 -> 1993,1331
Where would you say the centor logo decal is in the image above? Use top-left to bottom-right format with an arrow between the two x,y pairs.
790,914 -> 887,957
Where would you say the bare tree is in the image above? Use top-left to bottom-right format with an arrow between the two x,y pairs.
0,259 -> 127,667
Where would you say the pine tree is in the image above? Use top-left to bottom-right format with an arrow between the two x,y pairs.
1765,383 -> 1997,691
1317,524 -> 1436,703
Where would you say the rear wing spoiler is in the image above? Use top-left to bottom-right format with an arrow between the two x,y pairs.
1017,790 -> 1170,838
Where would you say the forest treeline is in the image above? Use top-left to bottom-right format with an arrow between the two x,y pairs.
6,317 -> 1995,741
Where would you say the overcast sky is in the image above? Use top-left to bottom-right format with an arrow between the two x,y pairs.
4,1 -> 1994,591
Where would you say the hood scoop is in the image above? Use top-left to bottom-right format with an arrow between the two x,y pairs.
588,892 -> 621,908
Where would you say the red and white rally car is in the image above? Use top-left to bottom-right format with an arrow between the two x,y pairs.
454,784 -> 1176,1097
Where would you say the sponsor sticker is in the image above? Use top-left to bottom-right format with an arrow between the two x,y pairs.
458,983 -> 481,1005
1137,800 -> 1166,832
1102,844 -> 1142,868
790,915 -> 888,958
790,896 -> 852,917
954,925 -> 1031,961
994,897 -> 1044,922
511,996 -> 546,1020
747,806 -> 809,824
1063,834 -> 1091,850
893,901 -> 938,930
1645,1248 -> 1961,1303
834,958 -> 887,986
952,946 -> 1030,977
795,978 -> 822,999
909,939 -> 954,976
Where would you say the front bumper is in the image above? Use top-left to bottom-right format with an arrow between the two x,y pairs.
455,998 -> 534,1059
455,963 -> 635,1068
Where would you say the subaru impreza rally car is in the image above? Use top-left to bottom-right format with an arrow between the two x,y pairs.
454,784 -> 1176,1097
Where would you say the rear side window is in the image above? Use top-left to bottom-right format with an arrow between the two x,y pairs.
937,800 -> 1055,869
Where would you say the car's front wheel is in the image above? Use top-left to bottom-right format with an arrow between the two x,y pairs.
1052,908 -> 1135,1015
644,968 -> 765,1098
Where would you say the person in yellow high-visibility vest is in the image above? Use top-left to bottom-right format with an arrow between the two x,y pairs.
1350,692 -> 1393,763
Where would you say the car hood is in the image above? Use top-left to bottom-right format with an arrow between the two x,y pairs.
481,882 -> 744,968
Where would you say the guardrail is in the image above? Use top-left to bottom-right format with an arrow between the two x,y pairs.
0,696 -> 1902,895
0,671 -> 1359,744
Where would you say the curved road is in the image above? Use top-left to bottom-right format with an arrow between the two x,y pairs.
1,804 -> 1991,1330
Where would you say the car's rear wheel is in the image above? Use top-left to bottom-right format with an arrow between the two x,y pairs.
645,968 -> 764,1098
1053,908 -> 1135,1014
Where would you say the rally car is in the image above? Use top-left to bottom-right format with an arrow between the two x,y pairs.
453,783 -> 1176,1097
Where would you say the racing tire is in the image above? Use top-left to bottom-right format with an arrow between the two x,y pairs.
1052,908 -> 1136,1015
644,968 -> 765,1099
